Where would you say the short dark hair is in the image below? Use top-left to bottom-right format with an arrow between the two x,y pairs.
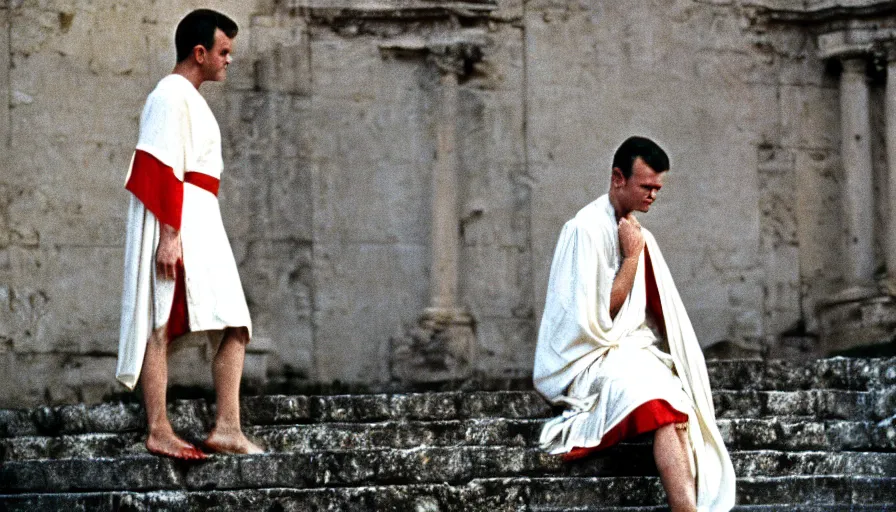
175,9 -> 238,63
612,136 -> 670,178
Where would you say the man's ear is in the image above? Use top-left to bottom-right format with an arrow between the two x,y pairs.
192,44 -> 206,64
611,167 -> 626,188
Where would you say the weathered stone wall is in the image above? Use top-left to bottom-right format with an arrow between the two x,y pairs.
0,0 -> 880,405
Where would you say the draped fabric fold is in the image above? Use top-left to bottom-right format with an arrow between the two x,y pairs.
116,83 -> 190,390
533,194 -> 735,512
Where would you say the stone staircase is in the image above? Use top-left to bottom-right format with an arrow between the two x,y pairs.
0,357 -> 894,511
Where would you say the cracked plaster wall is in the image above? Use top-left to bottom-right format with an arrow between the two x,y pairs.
0,0 -> 868,406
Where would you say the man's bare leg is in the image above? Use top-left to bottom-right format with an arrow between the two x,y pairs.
654,423 -> 697,512
205,327 -> 263,454
142,326 -> 207,459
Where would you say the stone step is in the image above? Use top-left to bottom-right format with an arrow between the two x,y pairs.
0,357 -> 891,436
0,476 -> 893,510
4,416 -> 896,463
719,417 -> 896,452
2,387 -> 892,438
705,357 -> 895,391
714,389 -> 894,421
3,417 -> 894,462
2,447 -> 893,493
538,507 -> 895,512
513,476 -> 896,510
260,356 -> 895,394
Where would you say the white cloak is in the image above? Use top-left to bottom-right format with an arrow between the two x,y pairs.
116,74 -> 252,390
533,194 -> 736,511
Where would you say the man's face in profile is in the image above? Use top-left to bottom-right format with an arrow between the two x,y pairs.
616,157 -> 665,213
200,28 -> 233,82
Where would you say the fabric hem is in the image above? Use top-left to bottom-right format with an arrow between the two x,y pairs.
548,398 -> 688,461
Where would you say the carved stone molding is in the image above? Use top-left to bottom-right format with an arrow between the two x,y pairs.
817,28 -> 877,59
748,0 -> 896,24
745,0 -> 896,58
271,0 -> 497,23
379,30 -> 487,77
427,42 -> 483,76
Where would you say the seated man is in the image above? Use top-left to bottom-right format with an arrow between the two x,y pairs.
533,137 -> 735,511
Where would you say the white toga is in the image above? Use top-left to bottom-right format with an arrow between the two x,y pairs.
533,194 -> 735,512
116,74 -> 252,390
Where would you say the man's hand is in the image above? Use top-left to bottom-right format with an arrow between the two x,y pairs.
156,224 -> 182,281
618,214 -> 644,259
610,215 -> 643,319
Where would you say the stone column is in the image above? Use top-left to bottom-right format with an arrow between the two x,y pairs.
885,44 -> 896,294
426,61 -> 463,318
0,6 -> 9,158
816,45 -> 896,356
837,56 -> 876,300
390,43 -> 481,383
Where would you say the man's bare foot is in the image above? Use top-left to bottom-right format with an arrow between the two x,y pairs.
204,428 -> 264,455
146,430 -> 208,460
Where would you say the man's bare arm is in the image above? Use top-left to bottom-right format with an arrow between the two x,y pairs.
609,216 -> 644,318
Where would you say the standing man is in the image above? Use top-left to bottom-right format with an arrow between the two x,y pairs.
117,9 -> 261,459
533,137 -> 735,511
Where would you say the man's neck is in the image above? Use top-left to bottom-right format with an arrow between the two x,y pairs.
608,192 -> 630,221
171,62 -> 204,90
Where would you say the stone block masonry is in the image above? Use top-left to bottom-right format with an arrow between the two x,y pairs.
1,0 -> 894,405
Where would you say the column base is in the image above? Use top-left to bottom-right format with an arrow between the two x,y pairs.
390,308 -> 476,383
421,307 -> 471,324
821,284 -> 878,306
817,293 -> 896,356
881,275 -> 896,297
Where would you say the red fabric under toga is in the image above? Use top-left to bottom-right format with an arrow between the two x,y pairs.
562,399 -> 688,461
562,245 -> 688,462
167,261 -> 190,341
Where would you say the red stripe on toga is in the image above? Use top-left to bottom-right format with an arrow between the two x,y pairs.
125,150 -> 184,231
184,171 -> 220,197
562,399 -> 689,462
